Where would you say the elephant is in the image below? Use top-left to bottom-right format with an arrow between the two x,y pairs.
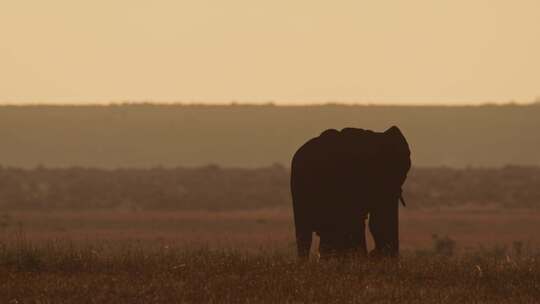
290,126 -> 411,259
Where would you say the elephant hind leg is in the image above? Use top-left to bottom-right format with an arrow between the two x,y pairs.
318,219 -> 368,259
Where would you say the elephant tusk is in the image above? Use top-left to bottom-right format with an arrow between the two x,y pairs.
399,195 -> 407,207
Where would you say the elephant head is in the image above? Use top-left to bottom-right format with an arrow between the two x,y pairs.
368,126 -> 411,257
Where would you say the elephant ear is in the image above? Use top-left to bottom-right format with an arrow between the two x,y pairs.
381,126 -> 412,188
383,126 -> 410,156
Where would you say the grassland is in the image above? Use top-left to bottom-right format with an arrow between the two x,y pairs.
1,209 -> 540,303
1,165 -> 539,302
2,209 -> 540,252
1,237 -> 539,303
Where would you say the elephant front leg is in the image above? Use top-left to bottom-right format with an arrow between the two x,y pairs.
368,198 -> 399,257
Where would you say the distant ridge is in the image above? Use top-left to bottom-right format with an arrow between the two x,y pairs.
1,104 -> 539,168
2,100 -> 539,107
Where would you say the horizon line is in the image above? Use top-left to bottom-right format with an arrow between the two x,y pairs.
0,100 -> 539,107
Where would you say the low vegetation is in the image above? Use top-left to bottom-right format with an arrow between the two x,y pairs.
1,238 -> 539,303
1,165 -> 539,210
1,163 -> 539,302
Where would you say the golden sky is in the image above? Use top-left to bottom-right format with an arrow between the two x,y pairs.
1,0 -> 539,105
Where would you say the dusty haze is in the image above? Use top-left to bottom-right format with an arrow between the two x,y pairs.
1,0 -> 539,105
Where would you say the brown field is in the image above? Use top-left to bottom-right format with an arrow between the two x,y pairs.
2,208 -> 539,253
2,208 -> 540,303
1,167 -> 539,302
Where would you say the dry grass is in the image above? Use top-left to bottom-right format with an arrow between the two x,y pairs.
0,239 -> 539,303
1,209 -> 540,303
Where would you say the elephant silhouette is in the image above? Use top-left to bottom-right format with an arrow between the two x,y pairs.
290,126 -> 411,259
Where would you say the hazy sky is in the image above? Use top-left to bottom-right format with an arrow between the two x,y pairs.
1,0 -> 539,105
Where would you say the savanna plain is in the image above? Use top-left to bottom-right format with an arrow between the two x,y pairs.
1,165 -> 540,303
2,105 -> 540,302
